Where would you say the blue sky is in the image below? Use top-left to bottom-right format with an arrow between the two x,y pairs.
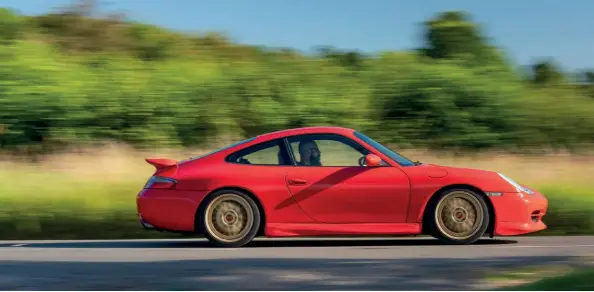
4,0 -> 594,70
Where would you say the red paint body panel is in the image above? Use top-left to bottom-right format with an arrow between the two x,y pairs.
137,188 -> 209,231
135,126 -> 549,239
284,166 -> 410,223
176,163 -> 314,224
266,223 -> 422,237
402,164 -> 519,223
491,190 -> 548,236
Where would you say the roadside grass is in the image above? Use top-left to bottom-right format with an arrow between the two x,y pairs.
0,166 -> 180,240
482,265 -> 575,289
0,145 -> 593,239
503,268 -> 594,290
0,145 -> 195,240
535,185 -> 594,235
480,265 -> 594,290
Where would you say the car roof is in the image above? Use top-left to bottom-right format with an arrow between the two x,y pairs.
180,127 -> 358,163
254,126 -> 356,142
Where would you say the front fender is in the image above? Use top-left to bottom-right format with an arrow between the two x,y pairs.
403,165 -> 516,223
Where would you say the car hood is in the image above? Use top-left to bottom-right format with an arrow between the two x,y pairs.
414,163 -> 497,178
405,162 -> 520,192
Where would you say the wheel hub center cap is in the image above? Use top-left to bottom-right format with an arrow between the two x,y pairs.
222,211 -> 238,225
452,208 -> 467,222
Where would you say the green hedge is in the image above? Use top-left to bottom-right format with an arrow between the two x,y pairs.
0,7 -> 593,154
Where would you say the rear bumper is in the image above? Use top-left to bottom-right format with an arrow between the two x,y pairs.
136,188 -> 210,233
490,190 -> 548,236
139,214 -> 157,230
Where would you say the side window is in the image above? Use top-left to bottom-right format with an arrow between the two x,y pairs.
226,139 -> 292,166
287,134 -> 369,167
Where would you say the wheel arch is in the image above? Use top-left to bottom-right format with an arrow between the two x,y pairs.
421,184 -> 496,237
194,186 -> 267,237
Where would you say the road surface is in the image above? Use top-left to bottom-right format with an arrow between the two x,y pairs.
1,236 -> 594,290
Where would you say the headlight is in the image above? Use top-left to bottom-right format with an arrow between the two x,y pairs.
498,173 -> 534,194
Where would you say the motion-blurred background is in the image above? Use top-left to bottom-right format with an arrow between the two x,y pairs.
0,0 -> 593,242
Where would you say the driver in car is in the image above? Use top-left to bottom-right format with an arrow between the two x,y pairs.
298,140 -> 322,166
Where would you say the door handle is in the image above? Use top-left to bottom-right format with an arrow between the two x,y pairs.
288,178 -> 308,185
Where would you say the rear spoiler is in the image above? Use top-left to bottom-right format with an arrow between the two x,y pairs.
145,158 -> 177,170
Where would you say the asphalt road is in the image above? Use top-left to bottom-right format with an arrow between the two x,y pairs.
1,236 -> 594,290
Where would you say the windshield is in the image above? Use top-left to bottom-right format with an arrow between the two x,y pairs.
180,137 -> 256,164
354,131 -> 416,166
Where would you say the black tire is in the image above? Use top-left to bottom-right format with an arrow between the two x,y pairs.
426,188 -> 490,245
198,189 -> 261,248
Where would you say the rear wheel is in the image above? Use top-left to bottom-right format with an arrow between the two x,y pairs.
199,190 -> 260,248
427,188 -> 489,245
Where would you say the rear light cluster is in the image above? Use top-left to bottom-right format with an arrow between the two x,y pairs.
144,176 -> 177,189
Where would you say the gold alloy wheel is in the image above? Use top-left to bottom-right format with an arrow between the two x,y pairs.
204,194 -> 254,243
434,191 -> 484,240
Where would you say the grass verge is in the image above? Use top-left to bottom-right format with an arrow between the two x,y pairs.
505,269 -> 594,290
1,146 -> 593,240
486,266 -> 594,290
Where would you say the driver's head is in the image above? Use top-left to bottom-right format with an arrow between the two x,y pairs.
298,140 -> 321,166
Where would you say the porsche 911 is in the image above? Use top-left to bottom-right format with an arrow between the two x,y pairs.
137,126 -> 547,247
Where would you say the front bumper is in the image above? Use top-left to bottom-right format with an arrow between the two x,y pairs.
490,190 -> 548,236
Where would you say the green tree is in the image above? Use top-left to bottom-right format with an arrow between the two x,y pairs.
421,11 -> 487,60
1,6 -> 593,154
0,8 -> 24,42
532,60 -> 565,86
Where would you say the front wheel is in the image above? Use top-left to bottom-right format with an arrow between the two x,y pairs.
199,190 -> 261,248
427,188 -> 490,245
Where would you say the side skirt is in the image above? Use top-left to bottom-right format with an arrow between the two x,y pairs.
265,223 -> 422,237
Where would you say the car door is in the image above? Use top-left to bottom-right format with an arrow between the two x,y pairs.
282,133 -> 411,224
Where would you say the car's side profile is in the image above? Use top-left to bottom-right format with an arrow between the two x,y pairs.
136,126 -> 548,247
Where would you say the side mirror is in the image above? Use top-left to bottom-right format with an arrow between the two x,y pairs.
365,154 -> 382,167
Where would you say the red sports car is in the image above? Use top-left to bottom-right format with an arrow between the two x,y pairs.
136,126 -> 548,247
